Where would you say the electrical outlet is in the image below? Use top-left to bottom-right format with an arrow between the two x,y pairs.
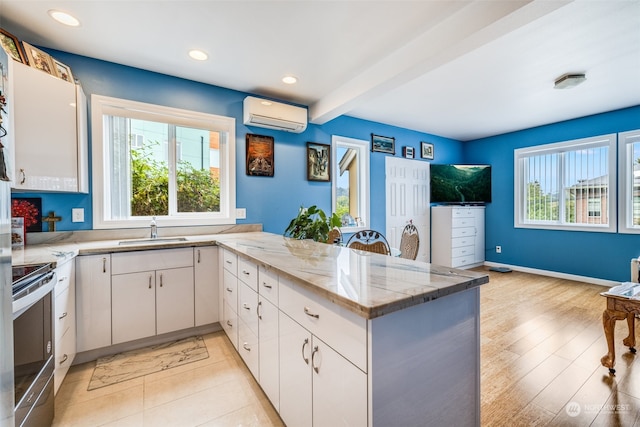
496,245 -> 502,254
72,208 -> 84,223
236,208 -> 246,219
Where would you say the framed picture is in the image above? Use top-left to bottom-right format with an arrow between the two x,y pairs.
421,142 -> 434,160
402,146 -> 414,159
11,197 -> 42,232
22,42 -> 55,75
307,142 -> 330,181
53,58 -> 73,83
0,28 -> 26,63
371,133 -> 395,154
246,133 -> 274,177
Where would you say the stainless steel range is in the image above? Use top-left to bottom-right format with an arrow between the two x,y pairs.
12,263 -> 56,427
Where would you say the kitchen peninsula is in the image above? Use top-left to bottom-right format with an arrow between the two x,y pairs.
13,231 -> 488,426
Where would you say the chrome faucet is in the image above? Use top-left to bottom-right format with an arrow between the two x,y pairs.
150,216 -> 158,239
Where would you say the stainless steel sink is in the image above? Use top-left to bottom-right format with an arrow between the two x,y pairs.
118,237 -> 188,245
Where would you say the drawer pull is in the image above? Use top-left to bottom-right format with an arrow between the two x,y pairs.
58,276 -> 68,282
225,260 -> 233,264
242,270 -> 251,276
226,287 -> 233,293
159,273 -> 163,287
304,306 -> 320,319
60,354 -> 68,365
262,282 -> 272,289
243,343 -> 251,352
243,303 -> 251,310
102,257 -> 107,273
226,320 -> 233,327
197,250 -> 201,263
301,338 -> 309,364
149,275 -> 153,289
58,312 -> 68,320
257,301 -> 262,319
312,345 -> 320,373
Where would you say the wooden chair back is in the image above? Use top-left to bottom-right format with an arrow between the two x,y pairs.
327,227 -> 342,245
346,230 -> 391,255
399,223 -> 419,260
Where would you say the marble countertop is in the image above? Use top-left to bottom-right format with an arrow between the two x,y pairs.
13,231 -> 488,319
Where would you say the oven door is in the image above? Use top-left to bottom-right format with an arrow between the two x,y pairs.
13,289 -> 54,427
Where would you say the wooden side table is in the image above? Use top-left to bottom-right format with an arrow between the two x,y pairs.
600,293 -> 639,374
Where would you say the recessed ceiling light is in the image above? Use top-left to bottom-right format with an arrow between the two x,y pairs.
554,73 -> 586,89
48,10 -> 80,27
188,49 -> 208,61
282,75 -> 298,84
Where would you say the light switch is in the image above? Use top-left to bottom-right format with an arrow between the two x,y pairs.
236,208 -> 246,219
72,208 -> 84,222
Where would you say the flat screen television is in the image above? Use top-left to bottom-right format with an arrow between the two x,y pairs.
430,164 -> 491,204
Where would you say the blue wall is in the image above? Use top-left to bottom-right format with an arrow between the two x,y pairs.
464,106 -> 640,282
13,50 -> 462,235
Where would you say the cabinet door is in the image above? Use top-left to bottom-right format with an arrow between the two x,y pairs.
312,336 -> 368,427
156,267 -> 195,335
112,271 -> 156,344
258,297 -> 279,411
279,312 -> 312,427
238,317 -> 259,379
221,300 -> 238,350
76,255 -> 111,352
194,246 -> 219,326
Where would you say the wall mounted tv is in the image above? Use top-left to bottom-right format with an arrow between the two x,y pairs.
430,164 -> 492,204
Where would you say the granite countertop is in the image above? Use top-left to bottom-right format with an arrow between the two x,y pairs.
13,231 -> 488,319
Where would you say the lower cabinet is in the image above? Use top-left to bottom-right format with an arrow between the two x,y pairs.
258,295 -> 279,411
76,254 -> 111,352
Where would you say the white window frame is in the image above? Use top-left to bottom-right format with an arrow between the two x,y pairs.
618,129 -> 640,234
514,133 -> 616,233
331,135 -> 370,233
91,95 -> 236,229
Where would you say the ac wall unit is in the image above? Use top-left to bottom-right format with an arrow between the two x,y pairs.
243,96 -> 308,133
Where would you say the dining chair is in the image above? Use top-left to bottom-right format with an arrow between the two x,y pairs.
399,222 -> 419,260
327,227 -> 343,245
346,230 -> 391,255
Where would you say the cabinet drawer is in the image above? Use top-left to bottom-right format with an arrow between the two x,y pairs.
112,248 -> 193,275
238,318 -> 259,378
279,278 -> 367,372
452,255 -> 474,268
222,249 -> 238,274
237,257 -> 258,291
54,285 -> 74,344
223,269 -> 238,308
54,260 -> 73,296
259,266 -> 279,306
238,282 -> 259,336
452,236 -> 474,248
452,246 -> 474,258
451,227 -> 475,238
222,300 -> 238,350
452,217 -> 474,228
452,208 -> 474,218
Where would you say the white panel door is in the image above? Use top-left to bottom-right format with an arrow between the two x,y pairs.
156,267 -> 195,335
385,157 -> 430,263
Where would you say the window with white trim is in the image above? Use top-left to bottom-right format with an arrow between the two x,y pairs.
514,134 -> 616,232
618,129 -> 640,234
91,95 -> 236,229
331,135 -> 370,231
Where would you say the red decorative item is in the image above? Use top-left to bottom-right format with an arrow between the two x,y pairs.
12,199 -> 39,228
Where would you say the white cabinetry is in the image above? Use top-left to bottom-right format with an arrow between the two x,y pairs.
76,254 -> 111,352
9,60 -> 88,192
221,249 -> 239,349
111,248 -> 194,345
258,266 -> 279,410
431,206 -> 485,268
53,258 -> 76,394
194,246 -> 219,326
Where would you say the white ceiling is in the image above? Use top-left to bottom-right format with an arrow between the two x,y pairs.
1,0 -> 638,141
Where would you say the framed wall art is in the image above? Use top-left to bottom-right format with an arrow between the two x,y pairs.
22,42 -> 55,75
402,146 -> 414,159
307,142 -> 330,181
0,28 -> 26,63
246,133 -> 274,177
53,59 -> 73,83
421,142 -> 434,160
371,134 -> 395,154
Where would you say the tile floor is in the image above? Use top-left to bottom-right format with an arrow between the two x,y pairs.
53,332 -> 284,426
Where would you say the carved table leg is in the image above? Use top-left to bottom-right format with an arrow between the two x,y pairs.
623,313 -> 637,353
601,308 -> 629,373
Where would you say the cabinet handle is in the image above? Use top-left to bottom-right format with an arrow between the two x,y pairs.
301,338 -> 309,364
304,306 -> 319,319
58,312 -> 68,320
102,257 -> 107,273
257,301 -> 262,319
242,270 -> 250,276
262,282 -> 272,289
226,320 -> 233,327
197,249 -> 201,263
60,354 -> 68,365
225,260 -> 233,265
312,345 -> 320,373
148,275 -> 152,289
19,169 -> 25,185
226,287 -> 233,293
160,273 -> 163,287
243,343 -> 251,352
58,276 -> 68,282
243,303 -> 250,311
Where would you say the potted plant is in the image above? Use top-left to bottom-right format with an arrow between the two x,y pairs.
284,205 -> 341,243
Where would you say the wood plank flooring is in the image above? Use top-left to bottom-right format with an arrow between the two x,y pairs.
54,269 -> 640,426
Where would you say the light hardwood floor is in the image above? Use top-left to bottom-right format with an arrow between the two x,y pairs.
53,269 -> 640,426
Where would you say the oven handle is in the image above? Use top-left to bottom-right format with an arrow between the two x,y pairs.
12,271 -> 57,319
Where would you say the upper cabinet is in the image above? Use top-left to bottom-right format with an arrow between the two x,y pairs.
9,60 -> 88,193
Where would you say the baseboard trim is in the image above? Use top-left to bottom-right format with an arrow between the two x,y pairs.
483,261 -> 617,288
